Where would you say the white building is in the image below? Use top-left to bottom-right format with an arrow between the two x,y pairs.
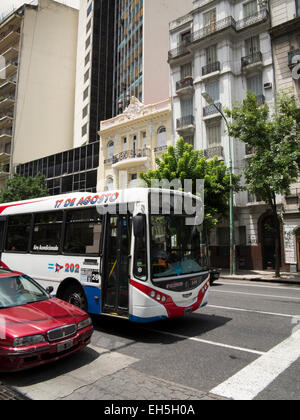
169,0 -> 277,270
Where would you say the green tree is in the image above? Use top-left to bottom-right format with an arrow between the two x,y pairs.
140,138 -> 241,234
225,90 -> 300,277
0,173 -> 49,203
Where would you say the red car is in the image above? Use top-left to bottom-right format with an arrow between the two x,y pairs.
0,269 -> 93,372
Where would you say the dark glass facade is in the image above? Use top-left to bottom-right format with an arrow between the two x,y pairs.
16,142 -> 99,196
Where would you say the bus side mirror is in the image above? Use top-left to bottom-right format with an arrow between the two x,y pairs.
133,214 -> 145,237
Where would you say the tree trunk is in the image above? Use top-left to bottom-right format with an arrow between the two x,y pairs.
271,197 -> 281,278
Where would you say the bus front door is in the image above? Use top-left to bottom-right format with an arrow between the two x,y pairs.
102,215 -> 131,318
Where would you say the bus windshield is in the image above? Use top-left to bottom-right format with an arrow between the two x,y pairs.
151,215 -> 208,279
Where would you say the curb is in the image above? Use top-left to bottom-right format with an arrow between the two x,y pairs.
219,276 -> 300,286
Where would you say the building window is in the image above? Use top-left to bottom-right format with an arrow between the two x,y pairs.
245,36 -> 260,55
205,79 -> 219,102
180,63 -> 192,79
204,8 -> 217,28
206,122 -> 221,147
157,126 -> 167,148
83,86 -> 89,100
107,141 -> 114,160
206,45 -> 217,64
243,0 -> 258,19
87,3 -> 93,17
297,0 -> 300,16
247,73 -> 263,96
181,97 -> 193,117
85,52 -> 90,66
82,124 -> 88,137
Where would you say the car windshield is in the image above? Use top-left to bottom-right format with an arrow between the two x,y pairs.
0,275 -> 49,309
151,215 -> 208,279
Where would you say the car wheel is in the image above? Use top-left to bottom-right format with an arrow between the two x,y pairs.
63,284 -> 88,312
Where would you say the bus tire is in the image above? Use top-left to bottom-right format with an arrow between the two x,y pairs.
62,283 -> 88,312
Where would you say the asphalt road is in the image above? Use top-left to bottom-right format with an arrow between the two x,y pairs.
2,279 -> 300,401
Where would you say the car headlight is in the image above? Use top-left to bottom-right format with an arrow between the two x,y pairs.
13,335 -> 46,348
77,317 -> 92,331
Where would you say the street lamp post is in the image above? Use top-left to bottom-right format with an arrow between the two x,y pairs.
202,92 -> 236,275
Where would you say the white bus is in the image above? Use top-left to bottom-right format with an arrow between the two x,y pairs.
0,188 -> 210,323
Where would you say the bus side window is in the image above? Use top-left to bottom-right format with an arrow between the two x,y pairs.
0,220 -> 5,252
63,208 -> 102,256
6,215 -> 32,253
32,211 -> 63,253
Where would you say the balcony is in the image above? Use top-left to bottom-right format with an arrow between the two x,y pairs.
176,115 -> 195,135
176,77 -> 194,95
204,146 -> 224,160
0,80 -> 16,96
0,29 -> 20,54
0,112 -> 13,129
191,16 -> 236,44
202,61 -> 221,77
0,128 -> 12,143
236,8 -> 269,31
0,152 -> 10,165
203,102 -> 222,118
168,40 -> 191,61
241,52 -> 263,71
112,148 -> 151,169
0,163 -> 10,180
0,95 -> 15,111
288,49 -> 300,69
154,145 -> 168,154
0,60 -> 18,80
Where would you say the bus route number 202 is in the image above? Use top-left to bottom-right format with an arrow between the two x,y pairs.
65,263 -> 80,273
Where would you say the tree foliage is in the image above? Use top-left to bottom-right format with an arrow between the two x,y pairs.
140,138 -> 241,232
0,173 -> 49,204
225,90 -> 300,276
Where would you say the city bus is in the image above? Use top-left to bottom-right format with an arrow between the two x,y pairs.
0,188 -> 210,323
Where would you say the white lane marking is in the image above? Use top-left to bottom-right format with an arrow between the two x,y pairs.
207,304 -> 298,319
210,329 -> 300,400
212,289 -> 300,300
216,280 -> 300,292
145,328 -> 265,356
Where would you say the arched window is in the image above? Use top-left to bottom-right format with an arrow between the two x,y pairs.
157,126 -> 167,148
107,141 -> 114,160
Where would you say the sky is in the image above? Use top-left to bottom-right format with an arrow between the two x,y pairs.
0,0 -> 79,20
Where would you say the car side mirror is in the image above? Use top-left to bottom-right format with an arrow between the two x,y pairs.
133,214 -> 145,237
46,286 -> 54,295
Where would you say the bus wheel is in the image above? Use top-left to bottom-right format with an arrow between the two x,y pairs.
63,284 -> 88,312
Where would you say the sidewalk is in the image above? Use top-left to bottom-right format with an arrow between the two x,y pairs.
219,269 -> 300,286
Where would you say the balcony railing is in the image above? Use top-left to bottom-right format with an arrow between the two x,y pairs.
176,77 -> 194,92
176,115 -> 195,130
0,128 -> 12,136
168,39 -> 191,60
202,61 -> 221,76
204,146 -> 224,160
241,51 -> 263,68
288,49 -> 300,69
203,102 -> 222,117
112,148 -> 150,165
191,16 -> 236,43
236,8 -> 269,31
154,145 -> 168,153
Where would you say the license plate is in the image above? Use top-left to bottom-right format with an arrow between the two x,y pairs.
57,339 -> 74,353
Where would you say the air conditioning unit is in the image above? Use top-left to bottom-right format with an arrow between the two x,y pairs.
264,82 -> 272,89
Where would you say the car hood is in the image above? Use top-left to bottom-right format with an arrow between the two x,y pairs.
0,298 -> 88,340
